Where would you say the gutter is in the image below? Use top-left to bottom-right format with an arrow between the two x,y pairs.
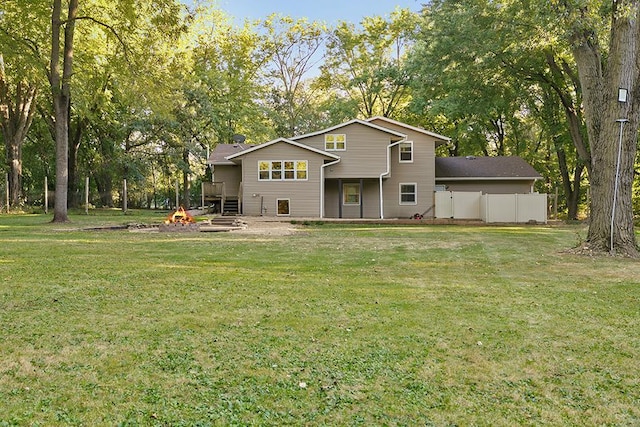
435,176 -> 541,181
320,158 -> 341,218
379,140 -> 405,219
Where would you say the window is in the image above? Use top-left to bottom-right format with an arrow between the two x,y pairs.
258,160 -> 308,181
400,183 -> 417,205
399,141 -> 413,163
325,134 -> 346,151
343,183 -> 360,205
277,199 -> 290,216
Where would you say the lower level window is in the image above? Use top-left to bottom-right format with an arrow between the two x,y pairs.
343,183 -> 360,205
400,183 -> 417,205
277,198 -> 290,215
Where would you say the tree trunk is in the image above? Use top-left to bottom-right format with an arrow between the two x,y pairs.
94,171 -> 113,208
0,55 -> 37,207
182,148 -> 190,208
571,1 -> 640,256
50,0 -> 79,223
68,114 -> 84,208
555,146 -> 584,220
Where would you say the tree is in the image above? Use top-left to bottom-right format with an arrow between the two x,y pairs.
262,14 -> 327,136
319,8 -> 419,119
49,0 -> 78,222
556,0 -> 640,255
0,54 -> 37,208
409,0 -> 590,219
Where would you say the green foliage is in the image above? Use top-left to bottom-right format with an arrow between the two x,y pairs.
261,15 -> 328,136
409,0 -> 591,218
188,7 -> 275,145
319,8 -> 419,119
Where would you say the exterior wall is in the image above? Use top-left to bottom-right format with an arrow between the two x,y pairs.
368,119 -> 438,219
437,180 -> 535,194
237,142 -> 328,217
297,123 -> 393,179
323,179 -> 381,219
212,164 -> 242,197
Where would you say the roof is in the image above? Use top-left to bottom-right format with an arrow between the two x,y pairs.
290,119 -> 406,142
365,116 -> 451,144
435,156 -> 542,180
225,137 -> 341,161
208,143 -> 254,165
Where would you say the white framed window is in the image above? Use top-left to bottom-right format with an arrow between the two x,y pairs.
325,134 -> 346,151
258,160 -> 308,181
399,141 -> 413,163
400,183 -> 417,205
276,199 -> 291,216
277,198 -> 290,216
343,183 -> 360,205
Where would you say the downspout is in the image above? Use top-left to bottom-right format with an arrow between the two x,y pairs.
321,158 -> 341,218
379,140 -> 405,219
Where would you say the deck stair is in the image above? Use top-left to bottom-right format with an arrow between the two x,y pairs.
222,198 -> 239,215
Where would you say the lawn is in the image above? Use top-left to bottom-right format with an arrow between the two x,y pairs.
1,211 -> 639,426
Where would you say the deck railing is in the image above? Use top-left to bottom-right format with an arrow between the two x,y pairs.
201,181 -> 226,209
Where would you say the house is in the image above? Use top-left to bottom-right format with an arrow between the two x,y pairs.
207,117 -> 450,218
206,117 -> 545,221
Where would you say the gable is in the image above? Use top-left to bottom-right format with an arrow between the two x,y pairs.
366,116 -> 450,146
290,119 -> 406,143
225,137 -> 339,162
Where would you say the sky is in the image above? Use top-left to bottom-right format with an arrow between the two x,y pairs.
214,0 -> 423,25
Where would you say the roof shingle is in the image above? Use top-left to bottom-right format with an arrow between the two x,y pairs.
435,156 -> 542,179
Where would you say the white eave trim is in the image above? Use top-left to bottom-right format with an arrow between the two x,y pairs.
290,119 -> 407,141
366,116 -> 451,142
436,177 -> 541,181
225,137 -> 340,161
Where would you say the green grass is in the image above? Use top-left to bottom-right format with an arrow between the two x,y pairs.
1,212 -> 639,426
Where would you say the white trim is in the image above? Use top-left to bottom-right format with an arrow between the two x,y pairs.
399,182 -> 418,205
399,141 -> 414,163
258,160 -> 308,181
290,119 -> 406,141
379,139 -> 406,219
324,133 -> 347,151
435,177 -> 541,181
226,137 -> 340,161
276,198 -> 291,216
320,158 -> 341,218
342,182 -> 361,205
366,116 -> 451,142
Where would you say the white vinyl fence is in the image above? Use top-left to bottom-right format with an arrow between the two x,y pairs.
435,191 -> 547,223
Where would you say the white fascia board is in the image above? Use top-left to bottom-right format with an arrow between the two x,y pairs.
366,116 -> 451,142
290,119 -> 407,141
225,138 -> 340,161
435,177 -> 541,181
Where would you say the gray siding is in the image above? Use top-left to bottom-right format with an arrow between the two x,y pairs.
323,179 -> 380,219
298,123 -> 392,178
212,165 -> 242,197
238,142 -> 329,217
368,119 -> 438,219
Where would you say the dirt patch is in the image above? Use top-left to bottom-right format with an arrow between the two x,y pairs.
230,217 -> 300,236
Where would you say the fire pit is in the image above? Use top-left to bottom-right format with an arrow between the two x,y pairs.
158,207 -> 201,232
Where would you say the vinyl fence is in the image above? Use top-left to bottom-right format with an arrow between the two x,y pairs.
435,191 -> 547,223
